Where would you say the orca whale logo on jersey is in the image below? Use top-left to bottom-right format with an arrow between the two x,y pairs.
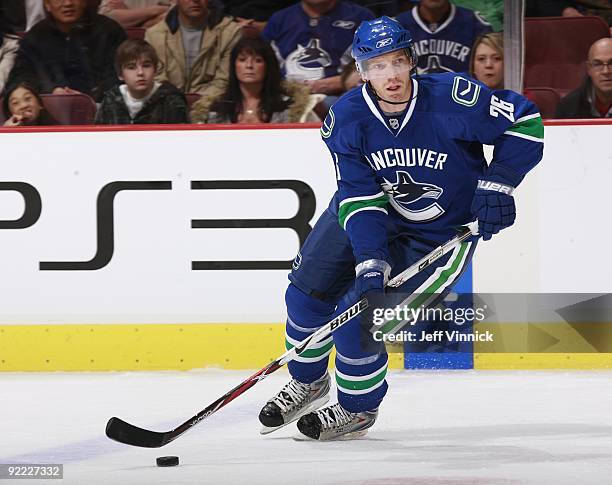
285,39 -> 332,81
418,55 -> 454,75
381,171 -> 445,222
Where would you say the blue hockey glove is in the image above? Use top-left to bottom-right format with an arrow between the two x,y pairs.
470,179 -> 516,241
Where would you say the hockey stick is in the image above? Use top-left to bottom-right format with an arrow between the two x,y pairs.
105,222 -> 478,448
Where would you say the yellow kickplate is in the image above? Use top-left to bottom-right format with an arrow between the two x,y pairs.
0,324 -> 404,372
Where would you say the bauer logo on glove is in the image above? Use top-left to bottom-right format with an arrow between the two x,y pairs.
471,178 -> 516,241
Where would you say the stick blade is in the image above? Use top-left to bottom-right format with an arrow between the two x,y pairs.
106,417 -> 169,448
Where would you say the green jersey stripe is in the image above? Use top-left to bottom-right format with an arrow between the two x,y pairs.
335,365 -> 387,391
338,195 -> 389,229
507,115 -> 543,140
285,338 -> 334,359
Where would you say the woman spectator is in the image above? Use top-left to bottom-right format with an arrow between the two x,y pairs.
2,82 -> 58,126
469,32 -> 503,90
191,36 -> 319,124
0,10 -> 19,94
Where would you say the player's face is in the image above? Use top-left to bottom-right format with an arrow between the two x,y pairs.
8,87 -> 43,124
587,40 -> 612,96
472,42 -> 503,90
120,56 -> 157,99
361,50 -> 413,102
235,51 -> 266,85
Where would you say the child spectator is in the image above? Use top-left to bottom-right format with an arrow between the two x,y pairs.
2,82 -> 58,126
96,39 -> 188,124
556,37 -> 612,118
145,0 -> 242,97
191,36 -> 318,123
396,0 -> 492,74
7,0 -> 127,102
469,32 -> 503,90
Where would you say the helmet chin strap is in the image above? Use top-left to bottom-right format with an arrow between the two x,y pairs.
367,81 -> 414,106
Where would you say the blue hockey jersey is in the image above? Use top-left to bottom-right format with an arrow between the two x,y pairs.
396,5 -> 492,74
262,1 -> 374,81
321,73 -> 544,265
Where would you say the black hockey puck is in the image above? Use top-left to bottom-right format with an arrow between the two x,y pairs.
156,456 -> 179,467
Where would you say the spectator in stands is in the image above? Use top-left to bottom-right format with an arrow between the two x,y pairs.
469,32 -> 503,90
2,82 -> 58,126
222,0 -> 297,33
350,1 -> 404,17
340,62 -> 362,92
7,0 -> 127,102
396,0 -> 492,74
0,10 -> 19,94
191,35 -> 319,124
556,37 -> 612,118
527,1 -> 611,28
453,0 -> 503,32
262,0 -> 374,95
99,0 -> 171,28
145,0 -> 242,98
96,39 -> 188,124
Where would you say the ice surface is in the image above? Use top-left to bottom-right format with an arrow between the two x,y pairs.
1,370 -> 611,485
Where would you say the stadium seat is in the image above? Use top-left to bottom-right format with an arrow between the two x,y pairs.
524,16 -> 610,96
526,87 -> 561,119
125,27 -> 146,40
0,93 -> 97,125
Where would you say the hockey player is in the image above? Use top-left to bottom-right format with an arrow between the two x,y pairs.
258,17 -> 544,441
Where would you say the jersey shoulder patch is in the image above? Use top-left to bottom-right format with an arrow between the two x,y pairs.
451,76 -> 481,107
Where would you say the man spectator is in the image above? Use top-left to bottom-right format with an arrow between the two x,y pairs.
99,0 -> 171,29
453,0 -> 503,32
222,0 -> 297,33
145,0 -> 241,97
556,37 -> 612,118
7,0 -> 127,102
262,0 -> 374,95
396,0 -> 492,74
527,1 -> 611,28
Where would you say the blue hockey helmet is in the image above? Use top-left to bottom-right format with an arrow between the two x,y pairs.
351,16 -> 417,64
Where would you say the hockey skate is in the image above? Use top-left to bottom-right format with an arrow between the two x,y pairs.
296,403 -> 378,441
259,373 -> 331,434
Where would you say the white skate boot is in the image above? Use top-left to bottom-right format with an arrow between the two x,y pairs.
296,403 -> 378,441
259,373 -> 331,434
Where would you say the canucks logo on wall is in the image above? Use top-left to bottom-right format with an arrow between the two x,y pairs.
285,39 -> 332,81
381,171 -> 445,222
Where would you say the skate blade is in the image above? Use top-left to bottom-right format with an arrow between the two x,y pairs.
292,429 -> 369,442
259,394 -> 330,435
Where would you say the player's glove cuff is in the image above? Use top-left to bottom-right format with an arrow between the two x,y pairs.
355,259 -> 391,283
476,179 -> 515,195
